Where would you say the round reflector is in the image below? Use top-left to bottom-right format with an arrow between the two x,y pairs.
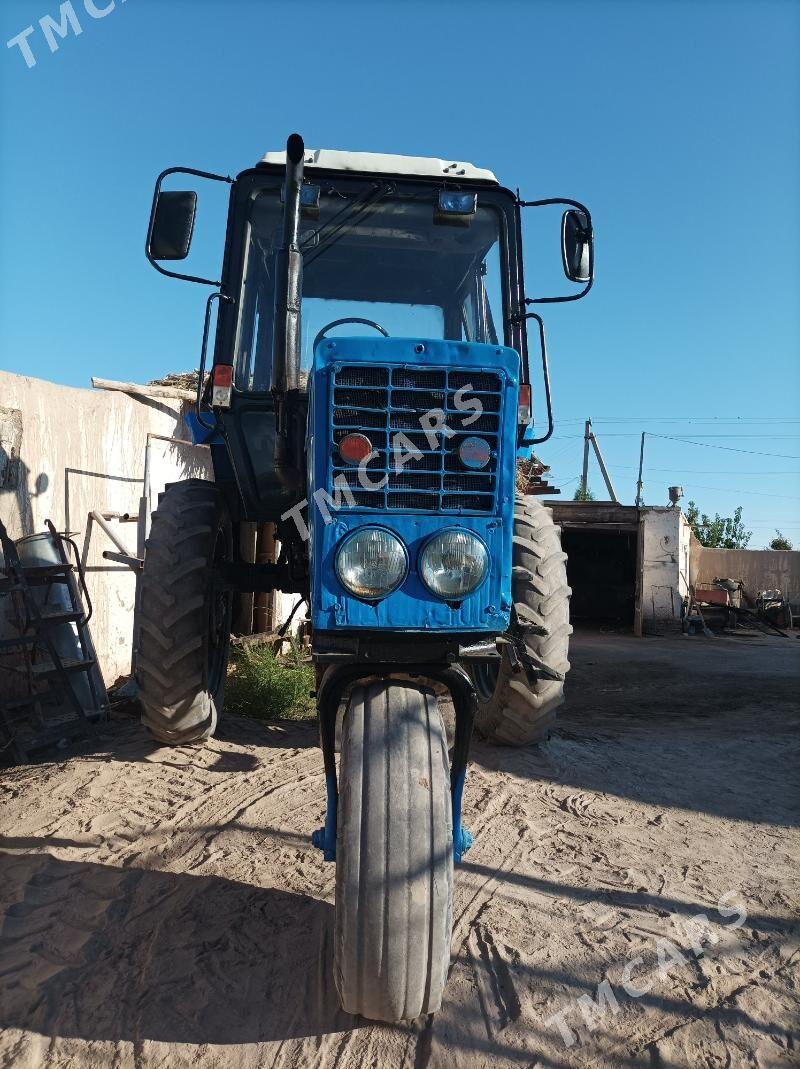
338,433 -> 374,465
458,436 -> 492,470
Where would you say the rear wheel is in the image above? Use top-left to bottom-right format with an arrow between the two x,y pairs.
136,479 -> 233,745
334,681 -> 453,1021
470,498 -> 571,745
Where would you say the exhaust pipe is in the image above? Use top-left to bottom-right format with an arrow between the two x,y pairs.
273,133 -> 305,394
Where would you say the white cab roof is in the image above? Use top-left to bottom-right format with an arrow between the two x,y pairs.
259,147 -> 498,184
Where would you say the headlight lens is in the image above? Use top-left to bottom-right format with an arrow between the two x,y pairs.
335,528 -> 408,600
419,530 -> 489,599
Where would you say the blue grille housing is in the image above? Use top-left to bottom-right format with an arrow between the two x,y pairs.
330,364 -> 502,512
308,337 -> 519,633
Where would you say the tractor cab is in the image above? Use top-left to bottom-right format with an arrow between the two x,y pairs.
237,148 -> 511,391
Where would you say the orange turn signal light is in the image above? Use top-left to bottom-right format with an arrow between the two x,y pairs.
338,433 -> 374,465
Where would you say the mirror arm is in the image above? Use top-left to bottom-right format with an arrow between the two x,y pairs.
510,310 -> 554,445
146,166 -> 234,286
517,196 -> 591,211
516,196 -> 594,303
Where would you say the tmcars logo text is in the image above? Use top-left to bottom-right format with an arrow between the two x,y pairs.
7,1 -> 126,71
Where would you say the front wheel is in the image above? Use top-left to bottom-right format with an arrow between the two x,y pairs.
334,681 -> 453,1021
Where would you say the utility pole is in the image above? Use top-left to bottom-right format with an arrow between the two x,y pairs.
635,432 -> 646,507
578,418 -> 618,502
580,419 -> 591,497
590,433 -> 618,503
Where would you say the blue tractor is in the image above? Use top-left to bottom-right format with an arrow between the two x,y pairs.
140,135 -> 593,1021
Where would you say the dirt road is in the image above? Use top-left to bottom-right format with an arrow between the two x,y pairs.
1,631 -> 798,1068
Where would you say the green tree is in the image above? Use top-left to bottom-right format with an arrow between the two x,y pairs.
769,530 -> 793,551
573,485 -> 595,501
685,501 -> 752,549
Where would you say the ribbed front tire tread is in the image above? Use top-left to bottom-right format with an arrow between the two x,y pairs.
334,681 -> 453,1021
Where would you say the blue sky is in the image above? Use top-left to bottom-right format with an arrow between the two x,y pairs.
2,0 -> 798,545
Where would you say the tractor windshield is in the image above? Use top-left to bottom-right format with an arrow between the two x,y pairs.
234,180 -> 506,392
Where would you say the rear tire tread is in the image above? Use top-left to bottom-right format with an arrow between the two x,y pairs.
472,498 -> 571,746
136,479 -> 232,746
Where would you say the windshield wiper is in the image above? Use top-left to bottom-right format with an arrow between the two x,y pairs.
303,182 -> 389,266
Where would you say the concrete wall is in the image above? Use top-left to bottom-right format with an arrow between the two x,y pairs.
636,506 -> 692,635
691,544 -> 800,600
0,371 -> 212,686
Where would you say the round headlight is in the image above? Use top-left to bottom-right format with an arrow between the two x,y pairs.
335,528 -> 407,600
419,530 -> 489,599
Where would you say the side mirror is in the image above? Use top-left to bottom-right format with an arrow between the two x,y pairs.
149,190 -> 197,260
561,209 -> 592,283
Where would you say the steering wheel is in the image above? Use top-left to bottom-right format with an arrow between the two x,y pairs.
313,317 -> 389,352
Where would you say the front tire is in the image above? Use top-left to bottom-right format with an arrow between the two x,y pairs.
334,681 -> 453,1021
136,479 -> 233,745
470,498 -> 571,746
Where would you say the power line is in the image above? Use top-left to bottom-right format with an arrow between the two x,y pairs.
549,434 -> 800,457
646,434 -> 800,459
546,456 -> 800,476
555,412 -> 800,419
550,470 -> 799,500
639,467 -> 800,476
598,463 -> 800,476
549,433 -> 799,441
556,416 -> 800,424
606,459 -> 800,499
541,441 -> 583,464
661,483 -> 797,500
591,434 -> 800,439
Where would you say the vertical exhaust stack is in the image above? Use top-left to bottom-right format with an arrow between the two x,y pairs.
273,133 -> 305,395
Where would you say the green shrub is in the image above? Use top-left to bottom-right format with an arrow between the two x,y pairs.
225,639 -> 315,721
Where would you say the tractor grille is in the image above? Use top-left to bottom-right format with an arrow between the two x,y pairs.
329,365 -> 503,512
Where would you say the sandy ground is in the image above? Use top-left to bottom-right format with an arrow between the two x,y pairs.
1,629 -> 798,1068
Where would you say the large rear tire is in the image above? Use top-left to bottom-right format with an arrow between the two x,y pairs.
136,480 -> 233,745
334,681 -> 453,1021
470,498 -> 571,745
